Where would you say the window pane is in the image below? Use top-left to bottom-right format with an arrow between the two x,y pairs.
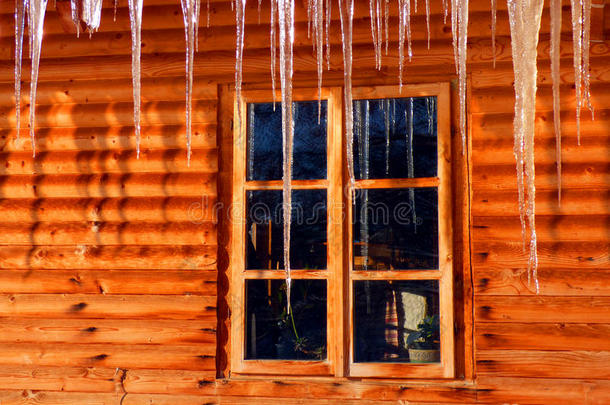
353,280 -> 439,363
246,279 -> 327,360
353,97 -> 437,179
247,101 -> 328,181
353,188 -> 438,270
246,189 -> 327,270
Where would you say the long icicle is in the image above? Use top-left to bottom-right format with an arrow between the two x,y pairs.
582,0 -> 594,118
14,0 -> 26,141
70,0 -> 81,37
369,0 -> 380,69
507,0 -> 544,293
181,0 -> 201,166
235,0 -> 246,127
27,0 -> 49,157
452,0 -> 469,150
550,0 -> 562,204
491,0 -> 497,67
277,0 -> 295,312
128,0 -> 143,158
407,98 -> 417,233
339,0 -> 355,188
314,0 -> 324,119
570,0 -> 583,145
425,0 -> 431,49
271,0 -> 277,106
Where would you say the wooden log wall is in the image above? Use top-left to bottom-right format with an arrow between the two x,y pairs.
0,0 -> 608,403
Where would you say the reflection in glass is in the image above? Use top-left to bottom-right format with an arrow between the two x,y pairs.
353,280 -> 439,363
246,189 -> 327,270
247,101 -> 328,181
353,188 -> 438,270
353,97 -> 437,179
246,279 -> 327,360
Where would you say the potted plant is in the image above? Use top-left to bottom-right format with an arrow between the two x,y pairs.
406,315 -> 440,363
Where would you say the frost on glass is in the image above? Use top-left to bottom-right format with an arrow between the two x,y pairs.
507,0 -> 544,292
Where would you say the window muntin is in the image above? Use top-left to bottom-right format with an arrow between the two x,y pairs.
232,85 -> 453,378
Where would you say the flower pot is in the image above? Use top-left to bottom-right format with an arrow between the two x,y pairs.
408,348 -> 440,363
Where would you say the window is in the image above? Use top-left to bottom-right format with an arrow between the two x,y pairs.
231,84 -> 454,379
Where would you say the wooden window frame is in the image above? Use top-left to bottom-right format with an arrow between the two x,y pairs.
230,83 -> 454,379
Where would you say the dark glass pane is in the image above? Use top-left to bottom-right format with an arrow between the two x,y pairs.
247,101 -> 327,181
353,188 -> 438,270
245,279 -> 327,360
353,97 -> 437,179
353,280 -> 439,363
246,189 -> 327,270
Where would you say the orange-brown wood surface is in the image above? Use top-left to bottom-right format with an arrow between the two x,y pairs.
0,0 -> 609,403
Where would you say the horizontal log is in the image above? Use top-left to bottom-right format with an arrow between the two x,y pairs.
473,241 -> 610,269
473,162 -> 610,191
474,268 -> 610,296
0,318 -> 215,345
0,123 -> 217,153
477,350 -> 610,379
0,366 -> 119,393
0,197 -> 217,223
0,294 -> 216,319
0,343 -> 215,370
475,376 -> 610,405
0,99 -> 216,129
476,296 -> 610,323
472,215 -> 610,243
0,244 -> 216,270
0,269 -> 217,294
472,188 -> 610,217
0,172 -> 216,198
0,77 -> 217,106
0,148 -> 218,176
476,322 -> 610,351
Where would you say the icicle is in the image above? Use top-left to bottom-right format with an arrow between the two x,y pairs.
325,0 -> 331,69
314,0 -> 324,120
451,0 -> 469,149
425,0 -> 430,49
570,0 -> 583,144
235,0 -> 246,131
114,0 -> 119,22
270,0 -> 277,106
258,0 -> 262,23
14,0 -> 26,141
207,0 -> 210,28
384,0 -> 389,55
181,0 -> 201,165
443,0 -> 448,24
491,0 -> 497,67
384,99 -> 391,175
582,0 -> 594,118
70,0 -> 81,37
248,105 -> 255,177
407,98 -> 416,233
277,0 -> 295,313
507,0 -> 544,293
369,0 -> 380,69
128,0 -> 143,158
550,0 -> 562,204
339,0 -> 355,188
397,0 -> 412,87
376,0 -> 382,67
27,0 -> 49,156
81,0 -> 103,34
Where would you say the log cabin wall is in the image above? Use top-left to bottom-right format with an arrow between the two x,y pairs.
0,0 -> 608,403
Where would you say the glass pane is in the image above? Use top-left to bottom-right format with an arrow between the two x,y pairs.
353,280 -> 439,363
246,279 -> 327,360
353,97 -> 437,179
353,188 -> 438,270
247,101 -> 328,181
246,189 -> 327,270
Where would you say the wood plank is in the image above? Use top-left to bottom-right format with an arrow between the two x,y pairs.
477,350 -> 610,379
0,172 -> 216,198
0,318 -> 216,345
473,162 -> 610,191
476,322 -> 610,351
472,215 -> 610,242
473,241 -> 610,269
0,366 -> 119,393
0,100 -> 216,129
0,244 -> 216,270
0,343 -> 215,370
476,296 -> 610,323
0,148 -> 218,176
0,197 -> 217,223
0,124 -> 217,153
474,268 -> 610,296
472,188 -> 610,217
0,269 -> 217,294
0,221 -> 215,245
0,294 -> 216,319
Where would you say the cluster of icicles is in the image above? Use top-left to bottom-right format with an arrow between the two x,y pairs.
14,0 -> 595,300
